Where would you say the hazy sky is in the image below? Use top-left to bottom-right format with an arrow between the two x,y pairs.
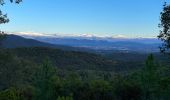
0,0 -> 166,37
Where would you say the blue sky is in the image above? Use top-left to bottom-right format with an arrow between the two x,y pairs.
0,0 -> 165,37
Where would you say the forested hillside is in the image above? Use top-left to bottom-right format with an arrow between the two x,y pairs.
0,47 -> 170,100
5,47 -> 170,72
4,47 -> 116,71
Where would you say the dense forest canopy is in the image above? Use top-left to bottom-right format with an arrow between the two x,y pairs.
0,48 -> 170,100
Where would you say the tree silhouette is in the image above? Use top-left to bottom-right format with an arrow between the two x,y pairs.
0,0 -> 22,24
158,2 -> 170,52
0,0 -> 22,46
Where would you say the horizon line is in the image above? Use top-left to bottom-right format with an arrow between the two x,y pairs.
6,31 -> 158,39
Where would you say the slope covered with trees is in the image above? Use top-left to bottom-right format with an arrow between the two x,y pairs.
0,48 -> 170,100
4,47 -> 116,71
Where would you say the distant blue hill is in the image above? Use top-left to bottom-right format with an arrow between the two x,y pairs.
1,35 -> 81,51
1,35 -> 54,48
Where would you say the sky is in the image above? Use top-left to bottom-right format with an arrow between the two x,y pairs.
0,0 -> 166,38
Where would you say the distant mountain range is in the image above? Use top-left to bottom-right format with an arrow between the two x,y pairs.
3,33 -> 162,53
16,33 -> 162,53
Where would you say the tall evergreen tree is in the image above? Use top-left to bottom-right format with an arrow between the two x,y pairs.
158,2 -> 170,52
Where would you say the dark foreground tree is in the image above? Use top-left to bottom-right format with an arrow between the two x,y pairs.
0,0 -> 22,4
0,0 -> 22,24
0,0 -> 22,47
158,2 -> 170,52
